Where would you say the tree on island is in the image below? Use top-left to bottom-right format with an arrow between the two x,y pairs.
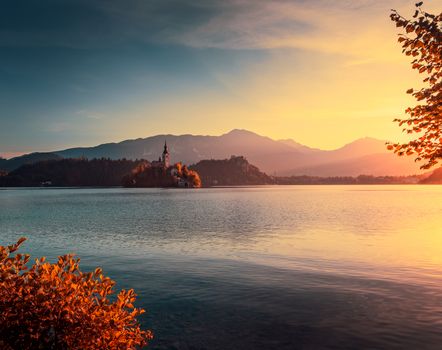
180,164 -> 202,188
0,238 -> 153,349
388,2 -> 442,169
122,162 -> 201,188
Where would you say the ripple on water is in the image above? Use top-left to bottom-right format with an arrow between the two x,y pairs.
1,186 -> 442,349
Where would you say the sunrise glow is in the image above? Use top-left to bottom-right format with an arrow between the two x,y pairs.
1,1 -> 439,155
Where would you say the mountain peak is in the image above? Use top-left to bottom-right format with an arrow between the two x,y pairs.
344,137 -> 385,146
223,129 -> 259,137
338,137 -> 386,153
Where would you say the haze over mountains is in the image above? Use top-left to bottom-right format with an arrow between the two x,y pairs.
1,129 -> 424,176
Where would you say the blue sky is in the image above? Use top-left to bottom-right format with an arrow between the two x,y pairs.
0,0 -> 434,156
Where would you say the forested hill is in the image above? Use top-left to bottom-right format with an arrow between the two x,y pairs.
0,153 -> 61,172
0,156 -> 438,187
0,158 -> 144,187
0,156 -> 271,187
190,156 -> 274,186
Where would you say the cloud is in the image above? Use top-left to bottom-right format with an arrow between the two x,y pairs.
160,0 -> 416,63
0,0 -> 435,151
76,110 -> 105,120
0,0 -> 415,61
0,0 -> 223,49
1,0 -> 435,66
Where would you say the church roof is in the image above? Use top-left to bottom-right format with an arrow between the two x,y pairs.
163,140 -> 169,154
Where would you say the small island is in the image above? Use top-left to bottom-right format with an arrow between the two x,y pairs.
122,141 -> 201,188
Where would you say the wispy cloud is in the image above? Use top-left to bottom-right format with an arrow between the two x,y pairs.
0,0 -> 412,57
160,0 -> 416,63
76,110 -> 105,120
0,0 -> 436,151
0,0 -> 433,64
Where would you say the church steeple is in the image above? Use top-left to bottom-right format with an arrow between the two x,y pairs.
162,140 -> 170,168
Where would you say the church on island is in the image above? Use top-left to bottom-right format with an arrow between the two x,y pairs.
151,141 -> 170,168
122,140 -> 201,188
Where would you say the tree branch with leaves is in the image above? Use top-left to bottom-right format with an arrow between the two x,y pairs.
388,2 -> 442,169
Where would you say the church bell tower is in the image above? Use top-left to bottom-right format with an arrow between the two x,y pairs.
162,140 -> 170,168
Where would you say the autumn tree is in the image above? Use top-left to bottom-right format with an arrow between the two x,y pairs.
175,162 -> 183,175
185,169 -> 202,188
0,238 -> 153,349
388,2 -> 442,169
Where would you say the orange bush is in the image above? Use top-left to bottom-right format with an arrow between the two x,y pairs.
0,238 -> 153,349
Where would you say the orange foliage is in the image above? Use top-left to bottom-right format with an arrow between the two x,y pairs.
175,162 -> 182,174
179,165 -> 201,188
0,238 -> 153,349
185,170 -> 202,188
172,163 -> 201,188
132,161 -> 150,175
389,3 -> 442,169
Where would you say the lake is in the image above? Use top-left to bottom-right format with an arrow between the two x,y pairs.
1,185 -> 442,349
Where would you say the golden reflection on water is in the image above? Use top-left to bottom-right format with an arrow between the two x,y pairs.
252,186 -> 442,281
2,185 -> 441,349
1,185 -> 441,282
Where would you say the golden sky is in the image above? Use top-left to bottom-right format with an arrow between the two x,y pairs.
102,0 -> 434,150
0,0 -> 439,154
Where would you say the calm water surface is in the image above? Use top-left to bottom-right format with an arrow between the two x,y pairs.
1,185 -> 442,349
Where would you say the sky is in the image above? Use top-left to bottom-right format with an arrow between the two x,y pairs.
0,0 -> 438,157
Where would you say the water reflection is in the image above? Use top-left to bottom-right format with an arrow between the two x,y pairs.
1,186 -> 442,349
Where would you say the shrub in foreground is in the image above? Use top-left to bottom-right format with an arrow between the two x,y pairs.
0,238 -> 153,349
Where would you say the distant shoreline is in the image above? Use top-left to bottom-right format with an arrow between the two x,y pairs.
0,183 -> 440,191
1,156 -> 440,187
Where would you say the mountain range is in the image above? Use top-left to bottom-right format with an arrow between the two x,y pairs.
0,129 -> 425,176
